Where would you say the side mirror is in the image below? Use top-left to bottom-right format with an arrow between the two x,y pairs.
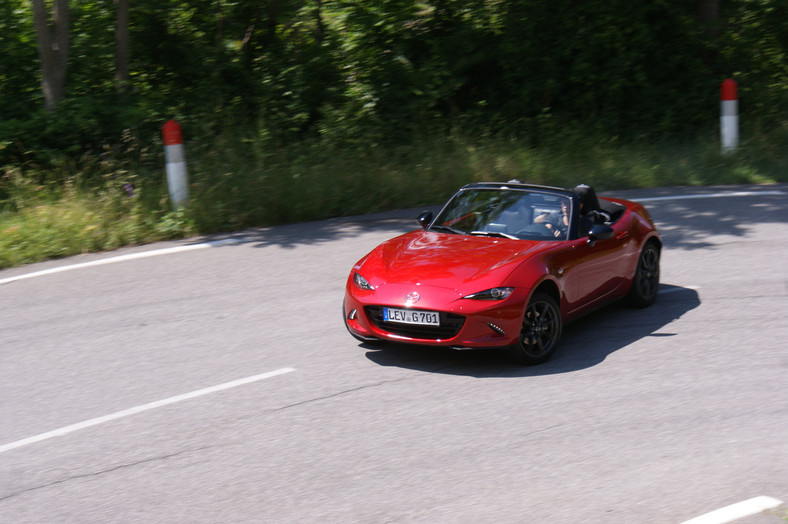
586,224 -> 614,246
417,211 -> 433,229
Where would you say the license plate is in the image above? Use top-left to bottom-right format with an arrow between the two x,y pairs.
383,308 -> 440,326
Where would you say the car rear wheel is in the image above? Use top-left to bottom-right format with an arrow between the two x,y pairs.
625,241 -> 660,308
509,292 -> 562,365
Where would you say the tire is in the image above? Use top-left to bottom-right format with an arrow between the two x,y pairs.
625,241 -> 660,308
509,291 -> 562,365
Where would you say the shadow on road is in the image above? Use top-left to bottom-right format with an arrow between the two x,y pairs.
195,206 -> 439,250
195,184 -> 786,251
363,284 -> 700,378
609,184 -> 786,250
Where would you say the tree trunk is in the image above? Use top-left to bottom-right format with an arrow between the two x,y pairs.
315,0 -> 325,44
115,0 -> 130,93
32,0 -> 70,111
697,0 -> 721,70
697,0 -> 721,40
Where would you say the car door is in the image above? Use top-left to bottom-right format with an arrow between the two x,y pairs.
547,221 -> 634,318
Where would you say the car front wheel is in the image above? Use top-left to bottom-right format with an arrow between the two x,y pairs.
509,291 -> 562,365
625,241 -> 660,308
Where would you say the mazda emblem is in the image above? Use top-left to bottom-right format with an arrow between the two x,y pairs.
405,292 -> 420,303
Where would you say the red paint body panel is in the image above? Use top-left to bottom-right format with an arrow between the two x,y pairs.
343,185 -> 660,349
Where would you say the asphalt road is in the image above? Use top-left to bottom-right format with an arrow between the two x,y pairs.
1,184 -> 786,523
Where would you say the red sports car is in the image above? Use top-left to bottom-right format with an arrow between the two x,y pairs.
343,182 -> 661,364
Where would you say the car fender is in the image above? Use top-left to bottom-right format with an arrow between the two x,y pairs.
625,207 -> 662,276
502,253 -> 565,317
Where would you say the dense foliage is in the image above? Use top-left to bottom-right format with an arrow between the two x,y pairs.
1,0 -> 786,163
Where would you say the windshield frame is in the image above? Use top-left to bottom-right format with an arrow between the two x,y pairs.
429,185 -> 579,241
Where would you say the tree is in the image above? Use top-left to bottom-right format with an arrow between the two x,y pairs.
698,0 -> 721,40
32,0 -> 70,111
115,0 -> 129,93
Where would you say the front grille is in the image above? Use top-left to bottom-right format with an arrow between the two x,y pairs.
365,306 -> 465,340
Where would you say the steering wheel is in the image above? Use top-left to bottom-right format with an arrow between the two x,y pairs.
516,223 -> 554,238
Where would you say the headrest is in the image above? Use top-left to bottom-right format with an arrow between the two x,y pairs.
572,184 -> 600,212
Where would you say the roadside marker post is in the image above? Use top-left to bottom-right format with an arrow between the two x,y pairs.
720,78 -> 738,154
162,119 -> 189,208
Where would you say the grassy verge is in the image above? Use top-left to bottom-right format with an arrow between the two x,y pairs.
2,126 -> 786,270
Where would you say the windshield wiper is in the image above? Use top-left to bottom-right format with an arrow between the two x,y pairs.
470,230 -> 518,239
429,225 -> 464,235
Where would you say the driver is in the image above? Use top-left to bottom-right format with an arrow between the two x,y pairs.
533,199 -> 569,239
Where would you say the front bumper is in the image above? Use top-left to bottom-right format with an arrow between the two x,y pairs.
343,287 -> 525,348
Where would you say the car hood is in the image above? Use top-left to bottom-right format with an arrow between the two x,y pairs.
358,230 -> 549,292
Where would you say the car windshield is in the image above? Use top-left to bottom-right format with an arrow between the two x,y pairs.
431,188 -> 572,241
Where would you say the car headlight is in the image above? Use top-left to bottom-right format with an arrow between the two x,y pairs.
463,287 -> 514,300
354,272 -> 374,290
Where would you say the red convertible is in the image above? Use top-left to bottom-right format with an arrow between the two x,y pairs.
343,182 -> 661,364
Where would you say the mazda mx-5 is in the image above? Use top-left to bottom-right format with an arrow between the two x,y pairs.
343,182 -> 661,364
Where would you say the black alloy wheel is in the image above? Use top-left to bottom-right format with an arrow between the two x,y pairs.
625,241 -> 660,308
509,291 -> 562,365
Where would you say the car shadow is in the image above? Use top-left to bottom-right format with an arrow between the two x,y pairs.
363,284 -> 700,377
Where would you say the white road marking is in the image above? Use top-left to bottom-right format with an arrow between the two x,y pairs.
0,367 -> 295,455
0,189 -> 782,286
635,190 -> 785,203
680,496 -> 784,524
0,238 -> 242,286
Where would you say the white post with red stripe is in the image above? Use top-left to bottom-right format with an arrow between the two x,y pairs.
720,78 -> 738,154
162,119 -> 189,208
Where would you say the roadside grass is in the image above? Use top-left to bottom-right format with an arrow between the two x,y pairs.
1,127 -> 786,270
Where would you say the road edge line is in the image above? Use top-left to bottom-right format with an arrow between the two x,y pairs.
0,367 -> 295,455
680,495 -> 784,524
